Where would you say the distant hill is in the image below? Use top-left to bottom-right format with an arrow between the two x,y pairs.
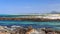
51,11 -> 60,14
50,11 -> 60,14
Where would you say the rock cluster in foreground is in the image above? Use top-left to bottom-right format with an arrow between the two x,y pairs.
0,25 -> 59,34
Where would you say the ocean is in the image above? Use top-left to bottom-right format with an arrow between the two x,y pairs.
0,15 -> 60,30
0,20 -> 60,30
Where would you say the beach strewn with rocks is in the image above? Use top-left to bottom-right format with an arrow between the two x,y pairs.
0,25 -> 59,34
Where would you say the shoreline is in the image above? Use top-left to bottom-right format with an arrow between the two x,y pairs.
0,25 -> 59,34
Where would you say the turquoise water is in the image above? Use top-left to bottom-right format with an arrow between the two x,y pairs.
0,20 -> 60,30
0,15 -> 60,30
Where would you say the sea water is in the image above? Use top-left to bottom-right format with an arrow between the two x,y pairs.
0,20 -> 60,30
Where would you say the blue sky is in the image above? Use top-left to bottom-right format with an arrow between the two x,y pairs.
0,0 -> 60,14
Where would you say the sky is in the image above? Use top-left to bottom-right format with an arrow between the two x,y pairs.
0,0 -> 60,14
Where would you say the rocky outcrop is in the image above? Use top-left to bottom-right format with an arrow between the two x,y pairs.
0,17 -> 60,22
